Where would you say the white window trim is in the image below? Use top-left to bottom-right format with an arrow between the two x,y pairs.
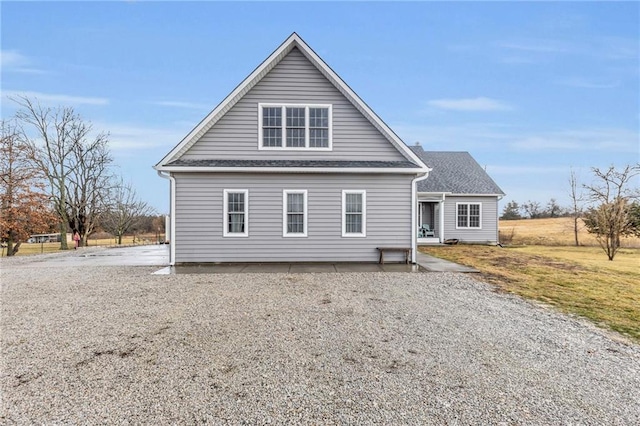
223,189 -> 249,237
258,103 -> 332,151
342,190 -> 366,237
455,202 -> 482,230
283,189 -> 308,237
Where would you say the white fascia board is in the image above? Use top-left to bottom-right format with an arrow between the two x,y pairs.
417,192 -> 503,198
448,193 -> 504,197
417,191 -> 450,196
154,166 -> 427,174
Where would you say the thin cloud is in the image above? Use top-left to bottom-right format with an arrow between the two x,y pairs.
511,128 -> 638,153
427,97 -> 513,112
393,122 -> 638,156
556,78 -> 620,89
96,122 -> 189,154
3,90 -> 109,106
498,39 -> 572,54
152,100 -> 210,110
497,36 -> 638,61
0,50 -> 47,74
485,165 -> 569,175
393,122 -> 515,152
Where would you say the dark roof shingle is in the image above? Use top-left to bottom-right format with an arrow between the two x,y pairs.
409,145 -> 505,195
167,159 -> 420,169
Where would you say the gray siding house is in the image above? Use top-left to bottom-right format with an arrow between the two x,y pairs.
155,33 -> 430,265
409,145 -> 505,245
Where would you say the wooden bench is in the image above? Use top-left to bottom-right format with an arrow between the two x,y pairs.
376,247 -> 411,264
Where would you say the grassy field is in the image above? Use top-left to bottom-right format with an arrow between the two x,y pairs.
419,244 -> 640,342
499,217 -> 640,247
2,235 -> 160,257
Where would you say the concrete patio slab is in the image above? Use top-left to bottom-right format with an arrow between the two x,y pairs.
289,264 -> 337,273
157,262 -> 426,274
334,263 -> 383,273
380,263 -> 423,272
416,252 -> 479,273
241,263 -> 291,273
9,245 -> 474,274
174,264 -> 247,274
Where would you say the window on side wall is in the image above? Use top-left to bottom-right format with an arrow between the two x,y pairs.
223,189 -> 248,237
283,190 -> 308,237
259,104 -> 332,150
342,190 -> 366,237
456,202 -> 481,229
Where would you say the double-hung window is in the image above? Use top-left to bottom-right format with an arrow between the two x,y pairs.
223,190 -> 248,237
283,190 -> 308,237
259,104 -> 332,150
456,202 -> 481,229
342,190 -> 366,237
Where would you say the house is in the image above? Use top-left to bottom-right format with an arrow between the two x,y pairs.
154,33 -> 431,265
409,144 -> 505,245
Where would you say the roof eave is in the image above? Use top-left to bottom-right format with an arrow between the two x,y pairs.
154,165 -> 429,174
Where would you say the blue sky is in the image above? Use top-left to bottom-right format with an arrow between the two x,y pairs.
2,1 -> 638,214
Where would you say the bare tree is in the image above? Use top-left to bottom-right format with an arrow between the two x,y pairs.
0,119 -> 57,256
101,179 -> 156,245
14,96 -> 113,249
568,169 -> 584,246
582,164 -> 640,260
66,133 -> 113,247
522,200 -> 542,219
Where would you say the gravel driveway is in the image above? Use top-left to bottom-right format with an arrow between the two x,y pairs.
1,251 -> 639,424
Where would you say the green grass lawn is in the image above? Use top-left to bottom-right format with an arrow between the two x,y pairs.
419,245 -> 640,342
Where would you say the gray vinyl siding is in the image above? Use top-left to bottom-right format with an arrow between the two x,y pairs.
443,196 -> 499,243
181,47 -> 407,162
173,172 -> 412,263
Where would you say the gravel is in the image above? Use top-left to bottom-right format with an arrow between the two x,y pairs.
1,253 -> 639,424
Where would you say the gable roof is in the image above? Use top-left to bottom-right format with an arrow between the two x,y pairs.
155,33 -> 429,173
409,145 -> 505,195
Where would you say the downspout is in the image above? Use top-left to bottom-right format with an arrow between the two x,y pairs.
411,172 -> 430,264
157,171 -> 176,266
440,193 -> 446,242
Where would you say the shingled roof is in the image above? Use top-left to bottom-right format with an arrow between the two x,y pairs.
409,145 -> 505,195
168,159 -> 419,169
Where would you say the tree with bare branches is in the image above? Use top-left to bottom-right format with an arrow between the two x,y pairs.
65,132 -> 113,247
0,119 -> 57,256
568,169 -> 584,246
582,164 -> 640,260
101,178 -> 156,244
14,96 -> 113,249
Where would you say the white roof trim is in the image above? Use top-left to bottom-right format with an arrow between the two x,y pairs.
448,193 -> 504,197
155,166 -> 425,174
155,33 -> 429,171
418,192 -> 503,197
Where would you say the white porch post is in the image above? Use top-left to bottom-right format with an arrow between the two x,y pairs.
411,175 -> 430,263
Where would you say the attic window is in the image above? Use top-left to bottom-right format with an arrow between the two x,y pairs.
259,104 -> 332,150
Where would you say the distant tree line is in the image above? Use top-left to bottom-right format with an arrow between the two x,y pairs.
501,165 -> 640,260
1,96 -> 160,256
500,199 -> 569,220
